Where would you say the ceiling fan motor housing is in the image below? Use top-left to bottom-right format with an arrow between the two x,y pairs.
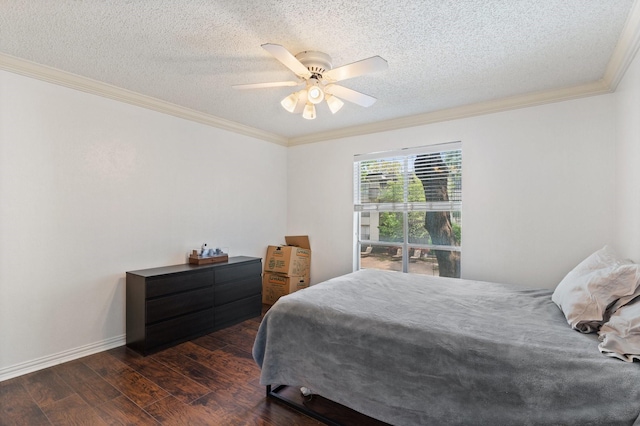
295,51 -> 332,76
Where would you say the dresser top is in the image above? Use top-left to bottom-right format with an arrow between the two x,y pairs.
126,256 -> 261,278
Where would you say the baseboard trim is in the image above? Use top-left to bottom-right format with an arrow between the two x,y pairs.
0,334 -> 126,382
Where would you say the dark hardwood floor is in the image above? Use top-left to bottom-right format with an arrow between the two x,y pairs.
0,307 -> 386,426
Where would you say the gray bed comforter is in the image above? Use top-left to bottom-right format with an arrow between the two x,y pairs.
253,269 -> 640,426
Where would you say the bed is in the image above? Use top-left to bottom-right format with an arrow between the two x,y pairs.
253,264 -> 640,425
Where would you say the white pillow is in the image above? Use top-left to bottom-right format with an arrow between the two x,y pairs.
551,246 -> 640,333
598,298 -> 640,362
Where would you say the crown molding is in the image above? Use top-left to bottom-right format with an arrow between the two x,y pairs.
287,79 -> 611,146
0,53 -> 289,146
603,0 -> 640,90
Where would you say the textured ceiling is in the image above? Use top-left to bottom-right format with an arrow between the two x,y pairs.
0,1 -> 638,144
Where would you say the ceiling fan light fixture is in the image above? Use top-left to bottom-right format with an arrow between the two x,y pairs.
326,94 -> 344,114
302,103 -> 316,120
280,92 -> 299,113
306,81 -> 325,105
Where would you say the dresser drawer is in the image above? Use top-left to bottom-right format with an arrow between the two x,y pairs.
215,294 -> 261,330
214,276 -> 261,306
145,308 -> 214,352
146,286 -> 213,324
215,261 -> 261,284
146,270 -> 213,298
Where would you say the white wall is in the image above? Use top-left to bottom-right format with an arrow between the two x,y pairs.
0,71 -> 288,379
614,50 -> 640,262
288,96 -> 617,288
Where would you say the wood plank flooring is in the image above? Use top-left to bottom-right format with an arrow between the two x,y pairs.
0,308 -> 386,425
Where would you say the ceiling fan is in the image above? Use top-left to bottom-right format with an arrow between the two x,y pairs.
233,44 -> 388,120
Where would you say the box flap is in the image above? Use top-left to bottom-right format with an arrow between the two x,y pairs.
285,235 -> 310,249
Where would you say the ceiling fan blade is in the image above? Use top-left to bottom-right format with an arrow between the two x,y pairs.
262,43 -> 312,79
325,85 -> 377,107
232,81 -> 301,90
323,56 -> 388,82
293,90 -> 308,114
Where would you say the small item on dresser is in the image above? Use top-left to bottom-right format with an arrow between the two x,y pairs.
189,245 -> 229,265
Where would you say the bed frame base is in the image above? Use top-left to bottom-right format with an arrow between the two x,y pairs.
266,384 -> 343,426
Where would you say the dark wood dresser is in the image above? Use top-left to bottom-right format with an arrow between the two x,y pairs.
126,256 -> 261,355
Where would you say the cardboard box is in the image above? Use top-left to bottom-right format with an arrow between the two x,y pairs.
262,273 -> 310,305
264,235 -> 311,276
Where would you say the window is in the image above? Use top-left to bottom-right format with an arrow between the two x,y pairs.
354,142 -> 462,277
